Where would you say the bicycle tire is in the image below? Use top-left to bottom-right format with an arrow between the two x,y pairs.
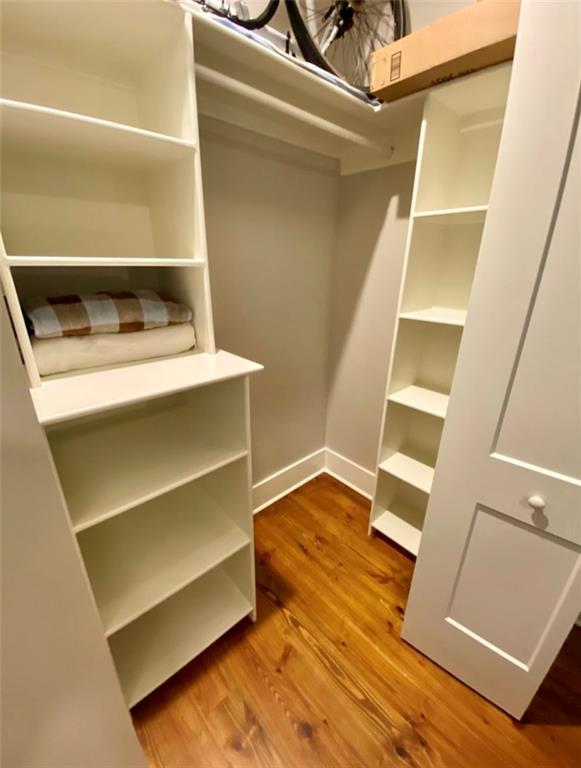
285,0 -> 338,77
218,0 -> 280,31
285,1 -> 406,91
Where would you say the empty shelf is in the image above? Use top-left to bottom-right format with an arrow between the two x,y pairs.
413,206 -> 488,224
388,385 -> 449,420
48,374 -> 251,529
71,444 -> 248,533
109,565 -> 253,707
7,256 -> 205,268
399,307 -> 467,327
378,453 -> 434,495
1,0 -> 192,138
32,350 -> 263,426
1,100 -> 196,168
371,507 -> 423,556
79,488 -> 251,635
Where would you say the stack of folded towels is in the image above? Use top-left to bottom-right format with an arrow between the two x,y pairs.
23,290 -> 196,376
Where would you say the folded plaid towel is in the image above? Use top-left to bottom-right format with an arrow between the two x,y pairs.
23,290 -> 193,339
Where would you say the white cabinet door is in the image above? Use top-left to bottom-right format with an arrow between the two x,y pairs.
401,0 -> 581,720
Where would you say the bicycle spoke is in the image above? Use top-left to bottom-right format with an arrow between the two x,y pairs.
293,0 -> 399,89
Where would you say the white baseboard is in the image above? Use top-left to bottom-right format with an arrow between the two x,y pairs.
324,449 -> 375,499
252,448 -> 326,514
252,447 -> 374,513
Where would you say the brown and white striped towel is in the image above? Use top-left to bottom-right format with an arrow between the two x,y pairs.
23,290 -> 193,339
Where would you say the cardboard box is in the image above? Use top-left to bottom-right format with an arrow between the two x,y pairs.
371,0 -> 520,102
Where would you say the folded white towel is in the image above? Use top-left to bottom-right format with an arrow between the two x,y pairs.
33,323 -> 196,376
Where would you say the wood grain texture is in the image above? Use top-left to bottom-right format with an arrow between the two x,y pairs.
133,474 -> 581,767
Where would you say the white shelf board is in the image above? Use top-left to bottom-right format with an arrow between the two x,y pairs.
413,206 -> 488,225
0,100 -> 196,168
32,350 -> 263,426
80,493 -> 251,636
371,507 -> 422,556
388,385 -> 449,420
191,8 -> 375,119
71,448 -> 248,534
190,7 -> 424,165
7,256 -> 205,268
53,428 -> 248,532
109,566 -> 252,707
399,307 -> 467,327
378,453 -> 434,495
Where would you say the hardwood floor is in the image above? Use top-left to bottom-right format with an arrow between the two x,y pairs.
133,474 -> 581,767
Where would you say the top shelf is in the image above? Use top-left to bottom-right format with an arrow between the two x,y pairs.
190,7 -> 425,170
1,0 -> 196,141
31,350 -> 263,426
414,64 -> 511,212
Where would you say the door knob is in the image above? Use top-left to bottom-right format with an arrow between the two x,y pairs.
528,495 -> 546,511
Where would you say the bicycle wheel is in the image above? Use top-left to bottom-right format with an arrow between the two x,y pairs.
286,0 -> 405,91
202,0 -> 280,31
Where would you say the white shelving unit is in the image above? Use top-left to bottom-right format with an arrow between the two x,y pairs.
369,64 -> 513,556
78,459 -> 251,635
0,0 -> 215,386
0,0 -> 262,709
387,385 -> 449,420
109,555 -> 253,707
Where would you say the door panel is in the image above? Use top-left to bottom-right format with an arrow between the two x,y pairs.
493,124 -> 581,481
402,0 -> 581,719
447,505 -> 580,665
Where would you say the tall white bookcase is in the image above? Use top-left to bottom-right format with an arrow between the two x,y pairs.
369,64 -> 513,557
0,0 -> 262,708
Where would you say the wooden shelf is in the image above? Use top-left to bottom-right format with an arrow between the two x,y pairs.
191,8 -> 424,171
1,100 -> 196,169
2,0 -> 260,713
6,256 -> 205,268
388,385 -> 449,420
109,564 -> 253,707
1,99 -> 202,264
48,376 -> 249,529
413,206 -> 488,224
31,350 -> 262,426
372,507 -> 423,556
378,453 -> 434,495
79,483 -> 251,635
371,65 -> 509,546
1,0 -> 193,139
72,448 -> 247,534
399,307 -> 467,327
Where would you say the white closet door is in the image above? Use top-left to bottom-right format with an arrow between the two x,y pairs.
401,0 -> 581,719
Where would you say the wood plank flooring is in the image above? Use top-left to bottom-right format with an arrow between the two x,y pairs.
133,474 -> 581,767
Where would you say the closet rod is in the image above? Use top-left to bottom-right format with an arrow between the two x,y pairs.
195,64 -> 388,154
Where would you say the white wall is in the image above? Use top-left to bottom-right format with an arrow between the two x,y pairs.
201,117 -> 338,484
326,163 -> 415,473
407,0 -> 473,31
202,112 -> 415,487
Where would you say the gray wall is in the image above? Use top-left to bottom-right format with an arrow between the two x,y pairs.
202,113 -> 415,484
199,6 -> 467,487
201,118 -> 338,484
326,163 -> 414,472
408,0 -> 473,31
